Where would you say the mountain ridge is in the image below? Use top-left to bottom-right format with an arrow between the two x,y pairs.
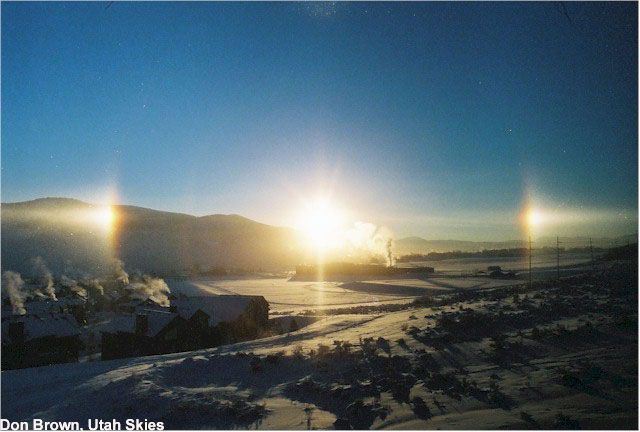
2,197 -> 636,274
1,197 -> 300,276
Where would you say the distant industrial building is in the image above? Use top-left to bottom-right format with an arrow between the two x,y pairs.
295,262 -> 435,280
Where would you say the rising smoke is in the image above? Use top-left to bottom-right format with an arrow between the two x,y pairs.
343,221 -> 395,265
112,258 -> 130,285
111,258 -> 171,306
2,271 -> 27,315
30,257 -> 57,300
80,278 -> 104,296
60,275 -> 88,299
127,275 -> 171,306
2,256 -> 169,314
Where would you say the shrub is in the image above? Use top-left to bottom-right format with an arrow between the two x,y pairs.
554,413 -> 580,429
317,343 -> 330,357
291,344 -> 304,359
520,411 -> 536,425
265,351 -> 284,364
289,318 -> 299,332
332,340 -> 352,356
376,337 -> 391,354
411,396 -> 431,419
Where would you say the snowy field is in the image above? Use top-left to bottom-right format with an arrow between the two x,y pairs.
168,278 -> 414,313
166,277 -> 523,313
2,266 -> 636,429
165,253 -> 594,314
402,252 -> 598,273
4,260 -> 632,430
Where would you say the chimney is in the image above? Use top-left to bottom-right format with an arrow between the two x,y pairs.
135,314 -> 148,335
8,321 -> 25,344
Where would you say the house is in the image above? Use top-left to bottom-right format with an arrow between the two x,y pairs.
119,297 -> 169,314
171,295 -> 269,344
101,309 -> 187,360
1,312 -> 82,370
170,295 -> 269,328
57,296 -> 89,325
101,295 -> 269,360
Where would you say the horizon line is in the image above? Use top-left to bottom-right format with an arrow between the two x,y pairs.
2,195 -> 637,244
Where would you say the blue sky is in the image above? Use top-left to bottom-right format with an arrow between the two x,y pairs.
2,2 -> 637,240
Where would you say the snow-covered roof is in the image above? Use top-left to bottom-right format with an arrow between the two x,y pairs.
116,296 -> 169,311
132,299 -> 169,311
1,314 -> 80,343
139,309 -> 180,337
95,315 -> 132,334
171,295 -> 264,325
98,309 -> 180,338
3,297 -> 86,318
21,300 -> 61,316
57,297 -> 86,306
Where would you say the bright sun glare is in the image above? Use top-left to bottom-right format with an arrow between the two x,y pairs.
94,205 -> 115,231
296,199 -> 347,252
527,209 -> 542,227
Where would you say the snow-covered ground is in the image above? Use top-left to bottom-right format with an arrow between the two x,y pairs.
4,262 -> 634,430
3,275 -> 636,430
402,251 -> 598,273
166,276 -> 524,314
1,313 -> 402,429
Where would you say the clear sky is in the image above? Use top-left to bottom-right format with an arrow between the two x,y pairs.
2,2 -> 637,240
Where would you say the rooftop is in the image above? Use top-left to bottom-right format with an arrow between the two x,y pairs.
1,313 -> 80,342
171,295 -> 265,325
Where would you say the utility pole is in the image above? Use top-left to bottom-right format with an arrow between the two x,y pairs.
628,238 -> 632,275
556,236 -> 561,281
529,235 -> 532,289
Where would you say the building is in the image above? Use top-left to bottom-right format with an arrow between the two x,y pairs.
57,296 -> 89,325
1,312 -> 82,370
101,309 -> 188,360
101,295 -> 269,360
119,297 -> 168,314
295,263 -> 435,280
170,295 -> 269,328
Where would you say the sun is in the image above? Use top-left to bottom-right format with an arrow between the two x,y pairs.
296,199 -> 347,252
97,206 -> 114,228
527,209 -> 542,227
89,205 -> 115,233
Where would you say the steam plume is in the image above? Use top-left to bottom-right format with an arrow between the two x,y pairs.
112,259 -> 129,285
343,222 -> 394,263
60,275 -> 87,299
128,275 -> 171,306
80,278 -> 104,296
3,271 -> 27,315
31,257 -> 57,300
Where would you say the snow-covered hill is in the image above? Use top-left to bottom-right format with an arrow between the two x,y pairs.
1,198 -> 300,275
